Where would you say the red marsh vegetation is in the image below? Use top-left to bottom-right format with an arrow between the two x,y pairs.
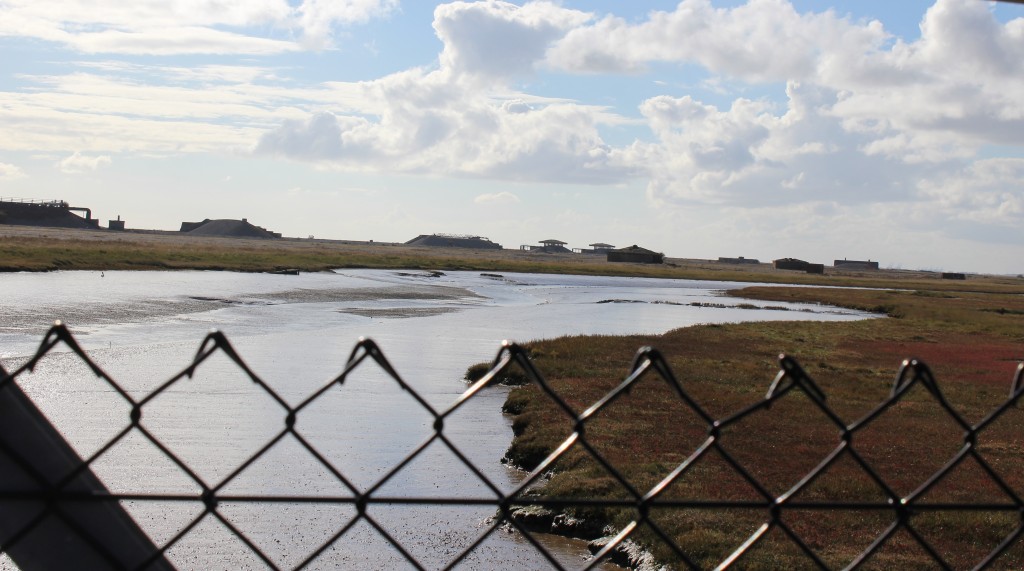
499,285 -> 1024,569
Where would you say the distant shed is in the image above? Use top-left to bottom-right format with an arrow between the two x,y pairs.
607,245 -> 664,264
719,256 -> 760,264
774,258 -> 824,274
774,258 -> 810,271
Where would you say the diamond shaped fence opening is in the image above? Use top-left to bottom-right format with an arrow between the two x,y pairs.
2,324 -> 1024,570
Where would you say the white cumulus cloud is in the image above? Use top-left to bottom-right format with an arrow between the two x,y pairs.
254,65 -> 637,183
59,151 -> 112,173
474,191 -> 520,205
298,0 -> 399,49
433,1 -> 591,81
639,81 -> 936,208
0,162 -> 27,180
545,0 -> 888,80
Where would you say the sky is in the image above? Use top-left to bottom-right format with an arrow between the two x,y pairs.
0,0 -> 1022,275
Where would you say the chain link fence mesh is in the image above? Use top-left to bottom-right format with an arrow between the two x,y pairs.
2,323 -> 1024,570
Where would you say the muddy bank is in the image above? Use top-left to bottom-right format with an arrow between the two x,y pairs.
505,503 -> 662,570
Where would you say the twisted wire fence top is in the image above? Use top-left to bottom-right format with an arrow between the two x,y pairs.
1,322 -> 1023,570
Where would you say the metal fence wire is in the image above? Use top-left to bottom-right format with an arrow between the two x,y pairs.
2,322 -> 1024,570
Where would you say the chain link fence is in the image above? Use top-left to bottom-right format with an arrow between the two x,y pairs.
2,323 -> 1023,570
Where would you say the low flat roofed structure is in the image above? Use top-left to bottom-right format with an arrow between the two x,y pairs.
607,245 -> 664,264
774,258 -> 824,274
719,256 -> 760,264
773,258 -> 809,271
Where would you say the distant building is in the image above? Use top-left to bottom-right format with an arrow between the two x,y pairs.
607,245 -> 664,264
405,234 -> 503,249
834,259 -> 879,270
0,198 -> 99,229
179,218 -> 281,239
773,258 -> 809,271
108,215 -> 126,231
574,242 -> 616,255
941,272 -> 966,280
520,239 -> 571,253
718,256 -> 760,264
773,258 -> 824,274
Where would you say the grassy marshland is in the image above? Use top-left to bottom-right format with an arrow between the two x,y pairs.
2,226 -> 1023,295
498,286 -> 1024,569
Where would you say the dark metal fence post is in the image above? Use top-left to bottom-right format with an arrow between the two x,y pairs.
0,378 -> 172,571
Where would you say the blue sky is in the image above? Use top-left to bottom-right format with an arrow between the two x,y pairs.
1,0 -> 1022,274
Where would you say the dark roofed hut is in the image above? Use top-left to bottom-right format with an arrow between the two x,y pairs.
521,239 -> 572,253
773,258 -> 809,271
607,245 -> 664,264
773,258 -> 824,274
539,239 -> 570,253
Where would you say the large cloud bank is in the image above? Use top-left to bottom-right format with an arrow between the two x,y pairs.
253,0 -> 1024,234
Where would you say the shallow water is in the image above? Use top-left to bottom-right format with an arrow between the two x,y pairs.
0,269 -> 872,569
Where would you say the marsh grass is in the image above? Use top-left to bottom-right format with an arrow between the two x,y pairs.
464,362 -> 530,386
501,286 -> 1024,569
